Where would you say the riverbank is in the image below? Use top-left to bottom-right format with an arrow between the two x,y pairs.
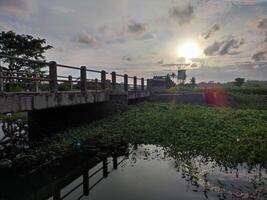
2,102 -> 264,173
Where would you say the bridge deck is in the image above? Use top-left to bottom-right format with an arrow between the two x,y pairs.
0,91 -> 150,113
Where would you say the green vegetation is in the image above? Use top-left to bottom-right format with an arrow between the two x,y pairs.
166,85 -> 267,95
224,86 -> 267,95
165,86 -> 201,93
0,112 -> 27,121
225,86 -> 267,109
165,86 -> 267,109
43,103 -> 267,168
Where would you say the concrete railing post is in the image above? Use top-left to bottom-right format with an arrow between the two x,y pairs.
95,78 -> 98,92
111,71 -> 116,90
147,79 -> 151,93
103,157 -> 108,178
113,155 -> 118,169
124,74 -> 128,92
83,169 -> 89,196
68,75 -> 73,91
141,78 -> 144,91
133,76 -> 137,91
80,66 -> 87,92
0,68 -> 3,93
49,61 -> 57,93
53,190 -> 61,200
101,70 -> 106,91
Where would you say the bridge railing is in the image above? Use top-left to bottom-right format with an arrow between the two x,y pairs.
0,54 -> 148,94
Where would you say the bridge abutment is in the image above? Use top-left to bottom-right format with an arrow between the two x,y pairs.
28,94 -> 129,140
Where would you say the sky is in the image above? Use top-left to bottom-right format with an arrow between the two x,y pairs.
0,0 -> 267,82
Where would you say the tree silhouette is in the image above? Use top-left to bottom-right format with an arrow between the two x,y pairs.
234,78 -> 245,87
170,72 -> 176,80
190,77 -> 196,87
0,31 -> 53,75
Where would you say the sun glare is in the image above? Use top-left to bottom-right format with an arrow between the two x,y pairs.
178,42 -> 201,60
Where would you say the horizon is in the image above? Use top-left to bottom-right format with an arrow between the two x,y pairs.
1,0 -> 267,82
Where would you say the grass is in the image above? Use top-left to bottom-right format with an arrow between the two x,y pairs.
0,112 -> 27,121
165,86 -> 201,93
165,86 -> 267,110
166,86 -> 267,95
41,102 -> 267,168
224,86 -> 267,95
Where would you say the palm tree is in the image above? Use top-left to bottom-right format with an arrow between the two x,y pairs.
170,72 -> 176,80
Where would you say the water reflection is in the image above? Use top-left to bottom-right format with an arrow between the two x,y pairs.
0,144 -> 266,200
89,145 -> 266,200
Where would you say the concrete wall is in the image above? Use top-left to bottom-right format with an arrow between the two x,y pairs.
149,93 -> 206,105
0,91 -> 108,114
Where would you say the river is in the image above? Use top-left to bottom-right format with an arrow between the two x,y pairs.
1,144 -> 265,200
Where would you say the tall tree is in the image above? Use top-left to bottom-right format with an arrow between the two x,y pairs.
190,77 -> 196,87
170,72 -> 176,80
0,31 -> 53,75
234,78 -> 245,87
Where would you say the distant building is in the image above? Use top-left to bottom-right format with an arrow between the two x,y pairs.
149,75 -> 174,93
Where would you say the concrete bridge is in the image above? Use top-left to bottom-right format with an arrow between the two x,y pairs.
0,54 -> 151,139
0,54 -> 151,113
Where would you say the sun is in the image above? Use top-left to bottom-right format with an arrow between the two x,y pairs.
178,42 -> 201,60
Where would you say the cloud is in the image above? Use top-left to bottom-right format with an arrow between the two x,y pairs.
0,20 -> 11,31
98,25 -> 109,33
168,4 -> 194,25
204,41 -> 222,55
219,38 -> 244,55
51,6 -> 75,14
55,47 -> 64,52
122,56 -> 133,62
190,63 -> 199,68
139,33 -> 155,40
127,20 -> 147,34
77,32 -> 100,47
157,60 -> 164,65
202,24 -> 220,40
252,51 -> 267,61
257,18 -> 267,30
106,38 -> 126,44
204,36 -> 245,56
0,0 -> 38,19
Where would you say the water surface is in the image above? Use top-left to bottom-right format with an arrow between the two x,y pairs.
50,145 -> 266,200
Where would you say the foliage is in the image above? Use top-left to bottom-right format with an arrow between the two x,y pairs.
165,86 -> 201,93
224,86 -> 267,95
165,74 -> 176,88
0,31 -> 53,73
234,78 -> 245,87
170,72 -> 176,80
0,112 -> 27,121
44,103 -> 267,168
230,94 -> 267,110
190,76 -> 196,87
